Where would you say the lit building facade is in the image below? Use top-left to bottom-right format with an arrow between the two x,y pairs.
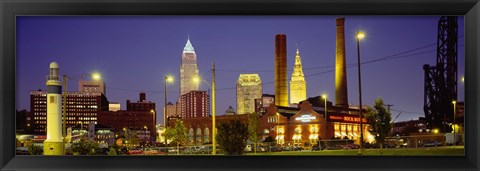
30,90 -> 109,135
98,110 -> 156,143
255,94 -> 275,116
180,37 -> 200,96
109,102 -> 120,112
78,78 -> 106,96
236,74 -> 262,114
259,101 -> 372,146
289,48 -> 307,105
70,124 -> 115,148
165,102 -> 177,118
180,90 -> 210,118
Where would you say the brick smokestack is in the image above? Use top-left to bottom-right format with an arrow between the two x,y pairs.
335,18 -> 349,107
275,34 -> 288,107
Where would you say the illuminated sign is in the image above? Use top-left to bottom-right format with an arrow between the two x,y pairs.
328,115 -> 367,123
295,115 -> 316,122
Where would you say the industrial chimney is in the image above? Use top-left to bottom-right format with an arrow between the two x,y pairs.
335,18 -> 349,108
275,34 -> 289,107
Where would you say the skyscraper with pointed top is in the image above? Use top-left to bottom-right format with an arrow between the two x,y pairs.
180,37 -> 200,96
290,48 -> 307,104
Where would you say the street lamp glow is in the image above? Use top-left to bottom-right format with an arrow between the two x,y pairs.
92,72 -> 101,80
166,76 -> 174,83
322,94 -> 327,99
193,76 -> 200,83
452,100 -> 456,104
461,76 -> 464,82
356,31 -> 366,40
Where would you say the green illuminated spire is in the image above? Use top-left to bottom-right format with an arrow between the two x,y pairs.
183,36 -> 195,53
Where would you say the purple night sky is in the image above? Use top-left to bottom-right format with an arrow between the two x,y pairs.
16,16 -> 465,124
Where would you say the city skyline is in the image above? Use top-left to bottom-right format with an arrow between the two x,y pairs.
17,16 -> 465,124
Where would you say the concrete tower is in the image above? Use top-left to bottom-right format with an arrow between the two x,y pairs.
180,36 -> 200,96
290,48 -> 307,104
335,18 -> 349,108
275,34 -> 289,107
43,61 -> 64,155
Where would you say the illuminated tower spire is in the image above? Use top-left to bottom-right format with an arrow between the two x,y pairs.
180,36 -> 200,96
290,48 -> 307,104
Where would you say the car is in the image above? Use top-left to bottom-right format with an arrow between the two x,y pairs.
293,146 -> 303,151
168,147 -> 179,153
383,143 -> 396,148
347,144 -> 360,149
423,141 -> 441,147
244,145 -> 252,152
282,146 -> 292,151
311,145 -> 321,151
144,148 -> 160,155
269,146 -> 282,152
127,149 -> 144,155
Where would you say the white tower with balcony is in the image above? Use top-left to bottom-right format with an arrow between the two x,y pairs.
43,61 -> 64,155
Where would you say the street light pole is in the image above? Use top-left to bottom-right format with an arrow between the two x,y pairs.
322,95 -> 327,140
62,75 -> 68,152
150,110 -> 155,144
164,76 -> 168,152
212,62 -> 216,155
452,100 -> 456,147
276,113 -> 280,145
356,31 -> 365,155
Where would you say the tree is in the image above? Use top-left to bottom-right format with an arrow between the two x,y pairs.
28,145 -> 43,155
71,138 -> 99,155
247,112 -> 260,153
216,118 -> 248,155
165,119 -> 188,153
365,98 -> 392,149
165,119 -> 188,146
107,147 -> 117,155
121,129 -> 139,149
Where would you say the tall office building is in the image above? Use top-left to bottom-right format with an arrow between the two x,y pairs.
180,91 -> 210,118
275,34 -> 289,107
79,78 -> 106,96
180,37 -> 200,96
236,74 -> 262,114
290,48 -> 307,104
30,90 -> 109,135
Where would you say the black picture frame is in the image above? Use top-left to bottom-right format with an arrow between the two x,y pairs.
1,0 -> 479,170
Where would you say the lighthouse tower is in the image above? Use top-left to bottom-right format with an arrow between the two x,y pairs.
43,61 -> 64,155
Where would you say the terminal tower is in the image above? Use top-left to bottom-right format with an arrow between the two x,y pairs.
289,48 -> 307,104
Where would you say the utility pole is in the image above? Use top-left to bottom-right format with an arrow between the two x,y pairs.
385,104 -> 394,114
